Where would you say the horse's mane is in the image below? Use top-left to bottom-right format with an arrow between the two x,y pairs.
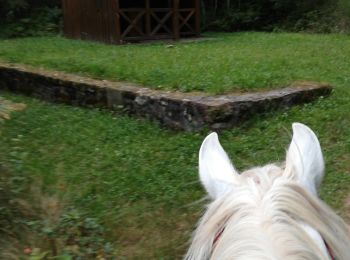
185,164 -> 350,260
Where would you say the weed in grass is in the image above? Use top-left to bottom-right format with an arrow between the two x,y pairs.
0,165 -> 117,259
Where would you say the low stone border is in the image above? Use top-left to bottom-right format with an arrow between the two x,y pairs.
0,63 -> 332,131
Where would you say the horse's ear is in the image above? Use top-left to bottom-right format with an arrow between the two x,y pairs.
199,132 -> 239,199
285,123 -> 325,195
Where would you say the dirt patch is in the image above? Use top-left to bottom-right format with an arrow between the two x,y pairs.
0,97 -> 26,121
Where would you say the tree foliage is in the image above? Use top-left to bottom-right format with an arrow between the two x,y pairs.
202,0 -> 350,32
0,0 -> 62,38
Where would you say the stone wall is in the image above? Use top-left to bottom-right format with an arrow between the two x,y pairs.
0,63 -> 332,131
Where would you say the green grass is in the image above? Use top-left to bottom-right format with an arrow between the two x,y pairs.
1,90 -> 349,258
0,32 -> 350,258
0,32 -> 350,93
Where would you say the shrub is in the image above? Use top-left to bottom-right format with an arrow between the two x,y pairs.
0,7 -> 62,38
335,0 -> 350,33
0,166 -> 115,259
202,0 -> 350,33
0,0 -> 62,38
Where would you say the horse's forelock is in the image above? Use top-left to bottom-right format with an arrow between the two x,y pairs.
185,164 -> 350,260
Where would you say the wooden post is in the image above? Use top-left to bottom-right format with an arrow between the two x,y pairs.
195,0 -> 201,37
145,0 -> 151,39
115,0 -> 121,43
107,0 -> 118,43
173,0 -> 180,41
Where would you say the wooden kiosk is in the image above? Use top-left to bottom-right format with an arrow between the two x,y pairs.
62,0 -> 201,44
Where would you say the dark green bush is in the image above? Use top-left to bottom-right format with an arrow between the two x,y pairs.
202,0 -> 350,33
207,8 -> 261,31
0,0 -> 62,38
0,7 -> 62,38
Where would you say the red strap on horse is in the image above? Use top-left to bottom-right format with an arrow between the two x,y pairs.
325,240 -> 335,260
213,228 -> 224,246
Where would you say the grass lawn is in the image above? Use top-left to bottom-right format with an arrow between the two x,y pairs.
0,32 -> 350,93
0,32 -> 350,259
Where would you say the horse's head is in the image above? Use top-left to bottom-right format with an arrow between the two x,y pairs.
186,123 -> 350,260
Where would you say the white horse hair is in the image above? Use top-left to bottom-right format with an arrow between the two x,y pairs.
186,123 -> 350,260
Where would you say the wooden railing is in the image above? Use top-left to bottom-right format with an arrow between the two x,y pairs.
116,0 -> 200,41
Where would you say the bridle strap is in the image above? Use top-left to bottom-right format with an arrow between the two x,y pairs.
213,228 -> 224,246
325,240 -> 336,260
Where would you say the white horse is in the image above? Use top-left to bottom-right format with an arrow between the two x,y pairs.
186,123 -> 350,260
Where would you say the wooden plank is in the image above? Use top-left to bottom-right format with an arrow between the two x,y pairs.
62,0 -> 81,39
105,0 -> 112,43
173,0 -> 180,40
107,0 -> 120,44
102,0 -> 109,43
195,0 -> 201,36
116,0 -> 121,43
79,0 -> 87,40
145,0 -> 151,37
119,8 -> 148,12
101,0 -> 110,43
